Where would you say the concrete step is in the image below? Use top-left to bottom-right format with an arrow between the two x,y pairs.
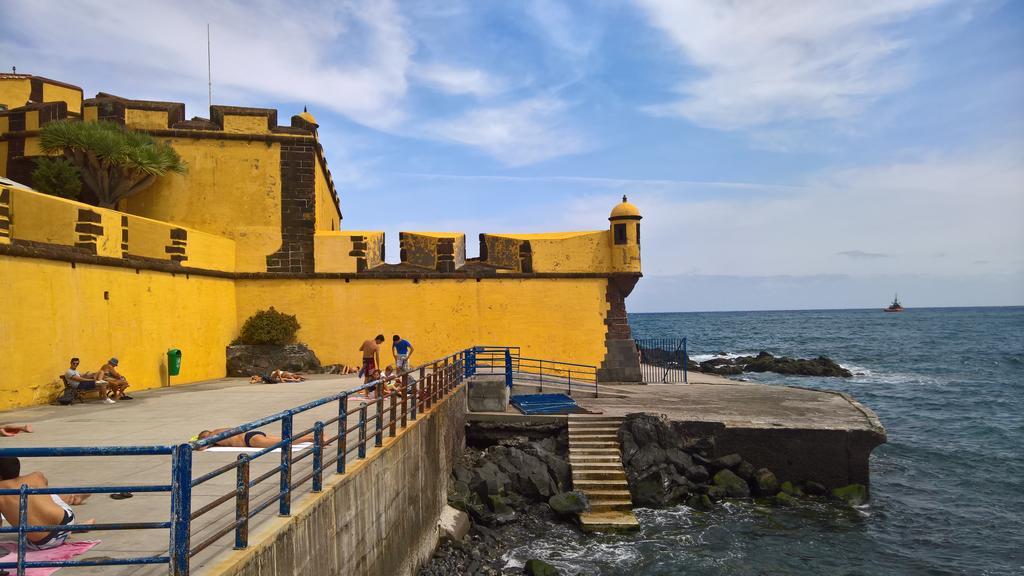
569,462 -> 624,469
573,479 -> 631,490
569,455 -> 620,463
567,417 -> 623,423
567,426 -> 620,433
579,511 -> 640,533
572,469 -> 627,480
580,489 -> 632,499
570,440 -> 620,447
588,500 -> 634,513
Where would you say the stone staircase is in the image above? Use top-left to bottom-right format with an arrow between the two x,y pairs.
567,414 -> 639,532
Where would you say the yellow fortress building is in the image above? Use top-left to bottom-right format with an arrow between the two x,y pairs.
0,72 -> 643,410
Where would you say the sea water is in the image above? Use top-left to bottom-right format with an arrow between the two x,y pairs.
503,307 -> 1024,575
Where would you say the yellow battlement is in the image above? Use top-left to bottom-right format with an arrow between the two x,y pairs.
0,184 -> 235,272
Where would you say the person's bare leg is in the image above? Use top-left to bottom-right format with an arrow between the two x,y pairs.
0,477 -> 69,543
249,434 -> 315,449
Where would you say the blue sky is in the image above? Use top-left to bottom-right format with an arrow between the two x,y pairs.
2,0 -> 1022,311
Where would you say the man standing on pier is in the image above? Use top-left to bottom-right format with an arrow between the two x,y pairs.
359,334 -> 385,384
392,334 -> 414,375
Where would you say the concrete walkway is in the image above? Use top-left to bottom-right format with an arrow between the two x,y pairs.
0,374 -> 376,575
576,380 -> 884,432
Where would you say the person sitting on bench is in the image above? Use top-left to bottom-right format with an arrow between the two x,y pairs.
62,358 -> 115,404
96,358 -> 132,400
195,428 -> 315,449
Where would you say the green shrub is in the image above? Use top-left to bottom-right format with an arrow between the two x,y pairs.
32,157 -> 82,200
234,307 -> 300,345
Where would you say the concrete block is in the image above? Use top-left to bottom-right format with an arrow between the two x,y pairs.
468,375 -> 510,412
438,504 -> 470,542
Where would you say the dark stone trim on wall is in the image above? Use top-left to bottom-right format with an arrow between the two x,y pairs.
0,188 -> 10,240
73,208 -> 103,254
597,275 -> 643,383
266,143 -> 316,273
0,242 -> 641,283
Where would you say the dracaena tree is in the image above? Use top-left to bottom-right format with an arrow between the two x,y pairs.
39,120 -> 186,209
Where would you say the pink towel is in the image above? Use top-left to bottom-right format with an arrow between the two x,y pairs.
0,540 -> 99,576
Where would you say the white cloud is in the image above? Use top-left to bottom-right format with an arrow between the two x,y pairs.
410,63 -> 501,96
634,0 -> 947,130
2,0 -> 414,129
419,98 -> 590,166
559,145 -> 1024,277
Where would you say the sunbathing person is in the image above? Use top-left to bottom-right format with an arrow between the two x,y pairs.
196,428 -> 315,449
271,369 -> 305,382
247,370 -> 306,384
0,465 -> 93,549
96,358 -> 132,400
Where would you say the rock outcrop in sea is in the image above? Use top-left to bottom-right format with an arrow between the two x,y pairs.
698,351 -> 852,377
619,414 -> 864,508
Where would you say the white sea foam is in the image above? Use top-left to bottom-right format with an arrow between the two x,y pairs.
690,351 -> 760,363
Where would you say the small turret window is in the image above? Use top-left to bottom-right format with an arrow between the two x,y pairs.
614,223 -> 627,245
635,223 -> 640,244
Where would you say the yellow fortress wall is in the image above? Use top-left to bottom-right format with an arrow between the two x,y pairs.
233,277 -> 611,371
0,256 -> 236,410
0,74 -> 645,409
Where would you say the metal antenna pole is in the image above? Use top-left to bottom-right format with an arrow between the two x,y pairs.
207,24 -> 212,109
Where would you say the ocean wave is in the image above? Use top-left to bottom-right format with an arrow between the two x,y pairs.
690,351 -> 760,362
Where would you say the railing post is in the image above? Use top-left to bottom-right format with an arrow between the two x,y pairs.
401,374 -> 409,428
389,390 -> 397,437
568,370 -> 572,396
504,348 -> 513,388
683,337 -> 688,384
313,421 -> 324,492
539,359 -> 544,393
169,443 -> 193,576
337,394 -> 347,474
410,370 -> 419,421
18,483 -> 28,576
444,357 -> 451,395
279,415 -> 292,516
417,366 -> 426,414
234,455 -> 250,550
433,362 -> 440,402
358,402 -> 368,458
375,384 -> 384,447
465,348 -> 475,377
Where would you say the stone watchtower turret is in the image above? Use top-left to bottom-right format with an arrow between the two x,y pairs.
597,195 -> 644,383
609,195 -> 641,273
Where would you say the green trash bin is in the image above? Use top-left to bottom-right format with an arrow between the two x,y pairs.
167,349 -> 182,376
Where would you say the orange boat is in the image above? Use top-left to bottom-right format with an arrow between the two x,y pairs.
884,294 -> 904,312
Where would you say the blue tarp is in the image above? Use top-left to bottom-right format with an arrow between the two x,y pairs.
510,393 -> 579,415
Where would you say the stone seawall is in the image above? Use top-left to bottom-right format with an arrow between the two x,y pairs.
200,386 -> 467,576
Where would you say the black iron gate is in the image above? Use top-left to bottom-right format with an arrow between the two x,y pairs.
635,337 -> 688,383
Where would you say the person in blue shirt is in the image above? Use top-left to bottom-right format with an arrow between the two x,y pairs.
392,335 -> 414,375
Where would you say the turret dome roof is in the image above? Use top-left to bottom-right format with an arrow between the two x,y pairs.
610,195 -> 641,220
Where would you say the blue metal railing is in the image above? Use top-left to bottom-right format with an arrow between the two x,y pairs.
0,347 -> 479,576
0,345 -> 594,575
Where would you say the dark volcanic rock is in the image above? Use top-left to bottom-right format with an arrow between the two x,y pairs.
684,464 -> 709,483
698,350 -> 851,378
710,453 -> 742,470
548,491 -> 590,516
525,559 -> 561,575
226,344 -> 321,377
753,468 -> 779,496
713,469 -> 751,498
